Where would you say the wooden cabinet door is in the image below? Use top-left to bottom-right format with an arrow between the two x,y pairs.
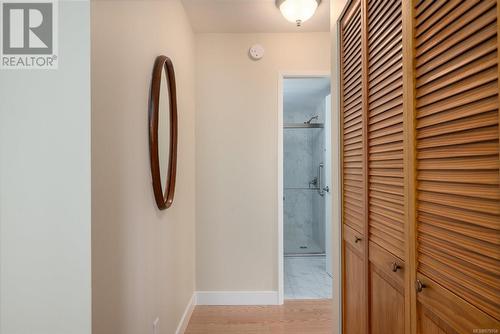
366,0 -> 406,332
340,0 -> 500,332
341,0 -> 368,333
411,0 -> 500,332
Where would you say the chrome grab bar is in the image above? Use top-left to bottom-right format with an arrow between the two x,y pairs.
318,163 -> 324,197
318,162 -> 330,197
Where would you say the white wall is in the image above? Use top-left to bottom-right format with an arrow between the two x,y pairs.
196,33 -> 330,293
0,1 -> 91,333
91,1 -> 196,333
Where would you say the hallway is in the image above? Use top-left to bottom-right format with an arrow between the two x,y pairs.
185,300 -> 332,334
2,0 -> 499,333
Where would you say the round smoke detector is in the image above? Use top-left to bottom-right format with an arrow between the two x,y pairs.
249,44 -> 265,60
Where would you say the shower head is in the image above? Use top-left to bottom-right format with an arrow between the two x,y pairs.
304,115 -> 319,124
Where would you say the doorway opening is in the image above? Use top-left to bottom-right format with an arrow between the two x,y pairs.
278,74 -> 332,301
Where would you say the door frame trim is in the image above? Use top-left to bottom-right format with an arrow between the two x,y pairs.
277,71 -> 332,305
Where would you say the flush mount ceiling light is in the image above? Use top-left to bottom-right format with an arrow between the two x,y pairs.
276,0 -> 321,27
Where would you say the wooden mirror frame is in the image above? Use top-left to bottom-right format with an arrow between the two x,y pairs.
149,55 -> 178,210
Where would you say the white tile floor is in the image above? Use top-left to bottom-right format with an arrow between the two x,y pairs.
284,256 -> 332,300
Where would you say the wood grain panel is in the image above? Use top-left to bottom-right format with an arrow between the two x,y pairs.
342,0 -> 365,236
414,0 -> 500,326
369,241 -> 405,334
371,268 -> 405,334
418,304 -> 454,334
345,242 -> 367,334
367,0 -> 405,261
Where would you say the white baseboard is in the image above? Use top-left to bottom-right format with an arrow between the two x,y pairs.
196,291 -> 279,306
175,293 -> 197,334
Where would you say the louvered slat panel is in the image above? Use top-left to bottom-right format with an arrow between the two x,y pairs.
415,0 -> 500,321
367,0 -> 404,260
342,0 -> 364,235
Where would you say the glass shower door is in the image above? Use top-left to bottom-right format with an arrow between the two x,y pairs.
283,126 -> 326,255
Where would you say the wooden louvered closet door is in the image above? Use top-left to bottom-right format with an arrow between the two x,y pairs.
411,0 -> 500,332
340,0 -> 500,333
340,0 -> 368,333
366,0 -> 405,333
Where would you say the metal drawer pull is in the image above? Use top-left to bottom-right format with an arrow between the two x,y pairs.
392,262 -> 401,272
354,236 -> 362,243
416,279 -> 426,293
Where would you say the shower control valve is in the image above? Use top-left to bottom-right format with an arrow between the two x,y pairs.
323,186 -> 330,193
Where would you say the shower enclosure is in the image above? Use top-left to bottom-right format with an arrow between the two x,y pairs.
283,77 -> 330,255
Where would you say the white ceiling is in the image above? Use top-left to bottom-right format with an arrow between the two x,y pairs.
181,0 -> 330,33
284,77 -> 331,114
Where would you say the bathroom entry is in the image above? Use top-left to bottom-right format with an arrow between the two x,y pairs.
282,76 -> 332,300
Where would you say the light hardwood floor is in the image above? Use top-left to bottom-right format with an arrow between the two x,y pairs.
185,299 -> 333,334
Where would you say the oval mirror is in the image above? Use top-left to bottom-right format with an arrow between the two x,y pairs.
149,55 -> 178,210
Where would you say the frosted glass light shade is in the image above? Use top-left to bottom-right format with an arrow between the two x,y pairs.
277,0 -> 320,26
